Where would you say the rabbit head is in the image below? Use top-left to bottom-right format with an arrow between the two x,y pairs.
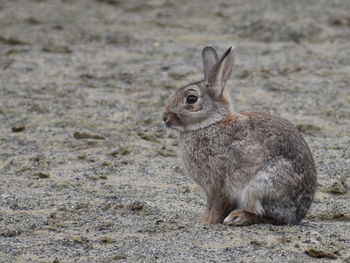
163,46 -> 235,132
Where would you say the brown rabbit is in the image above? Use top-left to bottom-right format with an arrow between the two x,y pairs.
163,46 -> 317,225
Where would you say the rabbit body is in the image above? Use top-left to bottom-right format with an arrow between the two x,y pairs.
179,111 -> 316,224
163,46 -> 317,225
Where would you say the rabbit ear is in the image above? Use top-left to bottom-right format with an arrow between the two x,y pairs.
208,46 -> 235,97
202,46 -> 219,82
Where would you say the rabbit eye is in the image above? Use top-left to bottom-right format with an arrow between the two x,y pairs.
186,95 -> 198,104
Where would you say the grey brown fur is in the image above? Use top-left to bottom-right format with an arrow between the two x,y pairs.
163,46 -> 317,225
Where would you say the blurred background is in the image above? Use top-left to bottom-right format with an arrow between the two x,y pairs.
0,0 -> 349,262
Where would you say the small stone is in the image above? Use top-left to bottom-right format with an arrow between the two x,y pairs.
305,248 -> 337,259
99,236 -> 114,243
78,154 -> 88,159
137,131 -> 159,142
155,218 -> 164,224
329,16 -> 350,26
80,73 -> 95,80
25,17 -> 41,25
102,161 -> 111,166
0,229 -> 22,237
157,148 -> 176,157
11,125 -> 25,132
0,36 -> 27,45
119,148 -> 131,155
281,235 -> 292,243
326,179 -> 348,194
73,131 -> 105,140
296,124 -> 321,134
109,254 -> 127,261
30,104 -> 47,113
250,239 -> 267,247
127,201 -> 144,211
42,44 -> 72,54
68,234 -> 88,244
34,172 -> 50,179
5,49 -> 21,56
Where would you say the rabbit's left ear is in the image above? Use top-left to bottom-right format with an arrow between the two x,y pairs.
208,46 -> 235,97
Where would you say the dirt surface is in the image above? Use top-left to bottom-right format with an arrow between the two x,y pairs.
0,0 -> 349,262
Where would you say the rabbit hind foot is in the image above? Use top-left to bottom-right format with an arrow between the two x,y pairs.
223,209 -> 276,226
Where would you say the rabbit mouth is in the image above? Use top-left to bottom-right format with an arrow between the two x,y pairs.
163,111 -> 182,130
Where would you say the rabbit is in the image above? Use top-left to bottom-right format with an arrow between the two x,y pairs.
162,46 -> 317,225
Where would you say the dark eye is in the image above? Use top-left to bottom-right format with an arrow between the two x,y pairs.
186,95 -> 198,104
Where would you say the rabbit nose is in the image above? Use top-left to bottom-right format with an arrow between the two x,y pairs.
163,112 -> 169,123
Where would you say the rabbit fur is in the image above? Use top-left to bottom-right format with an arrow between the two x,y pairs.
163,46 -> 317,225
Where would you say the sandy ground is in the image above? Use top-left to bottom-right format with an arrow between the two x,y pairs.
0,0 -> 349,262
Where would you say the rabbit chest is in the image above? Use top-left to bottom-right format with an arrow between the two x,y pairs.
179,120 -> 266,194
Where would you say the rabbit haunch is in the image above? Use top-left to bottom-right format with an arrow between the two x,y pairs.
163,46 -> 316,225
